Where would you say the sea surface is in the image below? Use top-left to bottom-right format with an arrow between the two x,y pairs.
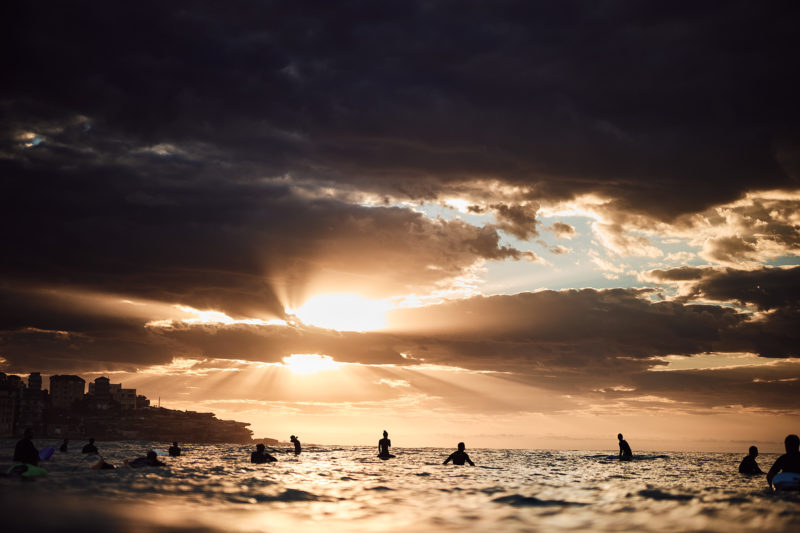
1,440 -> 798,532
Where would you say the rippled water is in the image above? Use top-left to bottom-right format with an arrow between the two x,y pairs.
1,440 -> 798,532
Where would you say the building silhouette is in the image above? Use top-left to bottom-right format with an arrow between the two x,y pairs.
50,375 -> 85,410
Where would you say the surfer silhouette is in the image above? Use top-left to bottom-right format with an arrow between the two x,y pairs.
378,430 -> 394,459
59,438 -> 69,453
126,450 -> 165,468
290,435 -> 301,455
618,433 -> 632,460
82,438 -> 98,455
767,434 -> 800,489
738,446 -> 763,474
443,442 -> 475,466
251,443 -> 277,464
13,428 -> 39,465
169,441 -> 181,457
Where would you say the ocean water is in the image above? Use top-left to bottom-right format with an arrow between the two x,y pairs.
1,440 -> 798,532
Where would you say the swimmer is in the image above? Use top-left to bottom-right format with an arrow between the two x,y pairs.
168,441 -> 181,457
443,442 -> 475,466
251,443 -> 277,464
767,434 -> 800,489
618,433 -> 632,460
59,438 -> 69,453
738,445 -> 763,475
290,435 -> 301,455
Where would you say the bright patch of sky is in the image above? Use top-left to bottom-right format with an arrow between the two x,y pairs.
411,203 -> 707,295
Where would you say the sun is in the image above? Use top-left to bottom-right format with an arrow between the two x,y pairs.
282,354 -> 341,374
289,293 -> 391,331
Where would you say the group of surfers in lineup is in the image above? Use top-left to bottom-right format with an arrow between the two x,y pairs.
9,428 -> 800,489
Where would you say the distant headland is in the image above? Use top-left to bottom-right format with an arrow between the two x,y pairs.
0,371 -> 256,443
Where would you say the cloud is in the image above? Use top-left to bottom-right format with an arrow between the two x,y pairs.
547,222 -> 576,239
3,2 -> 799,221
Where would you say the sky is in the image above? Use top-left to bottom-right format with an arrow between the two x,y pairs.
2,1 -> 799,451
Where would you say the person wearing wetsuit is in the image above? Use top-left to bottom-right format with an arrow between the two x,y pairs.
443,442 -> 475,466
739,445 -> 763,474
128,450 -> 165,468
82,438 -> 98,454
13,428 -> 39,466
290,435 -> 301,455
169,441 -> 181,457
251,443 -> 277,464
618,433 -> 632,460
378,430 -> 392,458
59,438 -> 69,453
767,434 -> 800,489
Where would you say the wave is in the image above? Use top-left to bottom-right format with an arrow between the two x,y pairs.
492,494 -> 587,507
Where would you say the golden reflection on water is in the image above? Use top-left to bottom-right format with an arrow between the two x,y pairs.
1,442 -> 799,533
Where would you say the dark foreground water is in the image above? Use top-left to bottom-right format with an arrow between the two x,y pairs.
1,440 -> 798,532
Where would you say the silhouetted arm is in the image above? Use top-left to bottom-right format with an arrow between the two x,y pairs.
466,454 -> 475,466
443,453 -> 453,465
766,457 -> 783,487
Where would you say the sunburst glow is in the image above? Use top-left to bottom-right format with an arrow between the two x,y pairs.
289,293 -> 391,331
282,353 -> 342,375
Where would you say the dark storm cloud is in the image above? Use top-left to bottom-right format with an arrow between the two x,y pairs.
645,265 -> 800,311
3,1 -> 799,220
1,155 -> 532,318
644,266 -> 800,358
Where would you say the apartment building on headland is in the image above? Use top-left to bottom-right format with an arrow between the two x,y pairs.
0,371 -> 252,443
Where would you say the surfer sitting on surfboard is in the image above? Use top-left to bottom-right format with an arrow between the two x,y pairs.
169,441 -> 181,457
13,428 -> 39,466
767,434 -> 800,489
443,442 -> 475,466
618,433 -> 632,460
738,446 -> 763,474
82,438 -> 98,455
290,435 -> 301,455
251,443 -> 277,464
378,430 -> 394,459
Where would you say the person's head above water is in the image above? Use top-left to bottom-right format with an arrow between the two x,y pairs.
383,430 -> 388,437
749,445 -> 758,456
89,438 -> 95,444
172,441 -> 178,446
785,434 -> 800,453
256,443 -> 265,452
146,450 -> 157,460
617,433 -> 623,440
457,442 -> 465,451
23,427 -> 33,439
290,435 -> 297,441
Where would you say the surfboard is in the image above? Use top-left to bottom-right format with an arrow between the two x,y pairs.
39,446 -> 55,461
6,463 -> 49,478
773,472 -> 800,491
378,453 -> 396,460
152,449 -> 168,456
